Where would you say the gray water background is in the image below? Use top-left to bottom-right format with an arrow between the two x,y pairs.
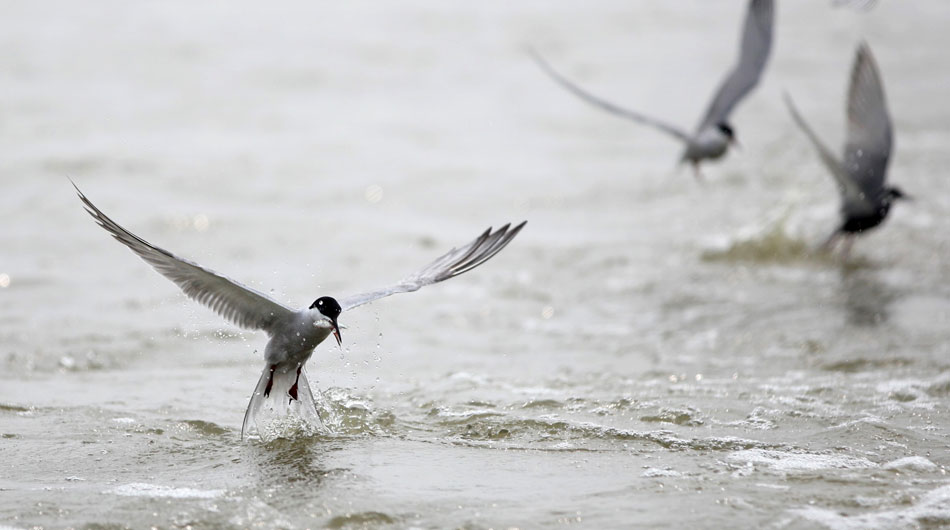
3,1 -> 950,528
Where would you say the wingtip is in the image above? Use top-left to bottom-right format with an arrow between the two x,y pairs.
854,41 -> 877,69
497,220 -> 527,238
67,176 -> 84,197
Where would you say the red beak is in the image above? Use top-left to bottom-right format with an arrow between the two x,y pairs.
332,320 -> 342,347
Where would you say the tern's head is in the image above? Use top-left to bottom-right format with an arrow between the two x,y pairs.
716,122 -> 737,145
310,296 -> 342,347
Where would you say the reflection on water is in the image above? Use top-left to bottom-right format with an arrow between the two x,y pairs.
838,267 -> 898,327
246,436 -> 343,488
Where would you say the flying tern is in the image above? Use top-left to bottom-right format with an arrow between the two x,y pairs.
784,43 -> 908,258
74,183 -> 526,439
530,0 -> 774,179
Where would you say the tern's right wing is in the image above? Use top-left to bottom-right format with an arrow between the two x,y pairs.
528,48 -> 690,142
783,93 -> 866,206
842,43 -> 892,197
75,183 -> 295,333
337,221 -> 526,312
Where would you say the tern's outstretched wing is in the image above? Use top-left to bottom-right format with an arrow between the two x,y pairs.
75,183 -> 295,333
528,48 -> 690,142
842,43 -> 892,197
783,93 -> 866,207
697,0 -> 774,130
338,221 -> 526,312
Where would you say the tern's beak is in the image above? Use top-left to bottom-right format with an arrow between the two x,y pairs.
331,319 -> 342,348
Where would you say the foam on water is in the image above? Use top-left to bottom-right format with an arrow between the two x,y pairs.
882,456 -> 939,473
107,483 -> 225,499
701,219 -> 815,264
728,449 -> 878,472
792,484 -> 950,530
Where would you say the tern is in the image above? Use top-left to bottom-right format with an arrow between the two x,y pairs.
74,183 -> 526,438
529,0 -> 774,179
784,43 -> 908,258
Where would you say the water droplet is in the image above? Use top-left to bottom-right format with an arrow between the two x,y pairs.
364,185 -> 384,204
193,214 -> 209,232
541,306 -> 555,319
0,273 -> 9,288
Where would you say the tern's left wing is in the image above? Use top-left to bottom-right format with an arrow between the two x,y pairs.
697,0 -> 774,130
528,48 -> 691,142
337,221 -> 526,312
75,183 -> 296,333
783,92 -> 867,208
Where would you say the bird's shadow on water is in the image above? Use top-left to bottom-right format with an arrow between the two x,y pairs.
836,265 -> 899,327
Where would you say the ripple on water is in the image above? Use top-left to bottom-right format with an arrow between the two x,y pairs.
325,511 -> 397,529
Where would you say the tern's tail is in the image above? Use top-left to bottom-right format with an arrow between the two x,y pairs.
241,363 -> 328,440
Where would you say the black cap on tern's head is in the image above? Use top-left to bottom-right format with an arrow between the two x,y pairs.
716,122 -> 735,139
310,296 -> 343,347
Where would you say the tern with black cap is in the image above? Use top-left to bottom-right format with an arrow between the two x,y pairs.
529,0 -> 774,179
73,183 -> 526,439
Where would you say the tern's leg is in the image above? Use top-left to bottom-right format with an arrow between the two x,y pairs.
263,364 -> 277,397
288,365 -> 302,402
820,230 -> 841,252
691,162 -> 705,182
840,235 -> 856,261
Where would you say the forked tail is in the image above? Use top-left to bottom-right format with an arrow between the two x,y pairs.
241,363 -> 328,440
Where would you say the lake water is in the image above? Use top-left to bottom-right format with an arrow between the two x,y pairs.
3,1 -> 950,528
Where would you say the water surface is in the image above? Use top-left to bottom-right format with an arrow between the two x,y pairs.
3,1 -> 950,528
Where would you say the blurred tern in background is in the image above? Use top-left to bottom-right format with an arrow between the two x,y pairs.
74,183 -> 526,439
530,0 -> 774,180
784,43 -> 908,258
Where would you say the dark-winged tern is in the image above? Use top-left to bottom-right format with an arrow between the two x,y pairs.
74,184 -> 526,439
530,0 -> 774,179
784,43 -> 908,258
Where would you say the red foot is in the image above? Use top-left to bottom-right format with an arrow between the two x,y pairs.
263,364 -> 277,397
